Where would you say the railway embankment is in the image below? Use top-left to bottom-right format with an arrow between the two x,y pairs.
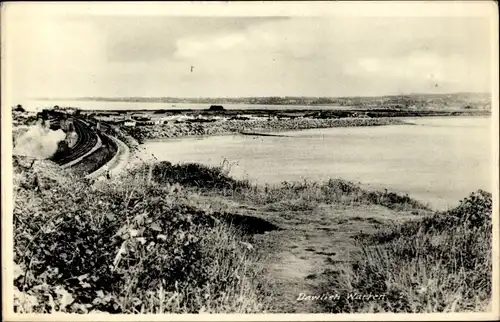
61,135 -> 102,169
85,134 -> 130,179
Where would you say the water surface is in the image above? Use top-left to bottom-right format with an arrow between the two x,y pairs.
23,100 -> 351,111
142,117 -> 493,210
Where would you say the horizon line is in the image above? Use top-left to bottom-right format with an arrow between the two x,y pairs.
33,91 -> 492,101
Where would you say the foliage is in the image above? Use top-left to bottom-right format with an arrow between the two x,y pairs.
320,190 -> 492,313
238,179 -> 430,212
136,162 -> 428,212
13,163 -> 271,313
14,105 -> 26,113
146,160 -> 251,192
13,156 -> 491,314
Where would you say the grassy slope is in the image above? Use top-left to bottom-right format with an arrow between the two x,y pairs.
13,159 -> 273,314
12,159 -> 492,314
318,189 -> 492,313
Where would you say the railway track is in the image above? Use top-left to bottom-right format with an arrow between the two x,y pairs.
50,118 -> 99,166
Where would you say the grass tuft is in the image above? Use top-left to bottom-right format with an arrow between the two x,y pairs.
319,190 -> 492,313
13,159 -> 271,313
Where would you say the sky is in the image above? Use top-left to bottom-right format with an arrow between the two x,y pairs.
3,2 -> 495,103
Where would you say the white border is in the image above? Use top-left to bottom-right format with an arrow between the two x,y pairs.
1,1 -> 497,17
2,1 -> 499,321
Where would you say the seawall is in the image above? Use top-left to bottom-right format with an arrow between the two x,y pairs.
125,117 -> 408,142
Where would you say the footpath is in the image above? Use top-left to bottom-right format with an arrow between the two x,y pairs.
86,135 -> 130,180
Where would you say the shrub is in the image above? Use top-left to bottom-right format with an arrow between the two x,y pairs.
320,190 -> 492,313
241,178 -> 429,212
148,161 -> 250,192
13,164 -> 270,313
209,105 -> 224,111
14,105 -> 26,113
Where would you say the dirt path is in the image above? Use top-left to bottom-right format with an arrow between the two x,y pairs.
197,195 -> 420,313
251,204 -> 391,313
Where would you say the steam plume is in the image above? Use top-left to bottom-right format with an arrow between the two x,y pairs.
13,124 -> 66,159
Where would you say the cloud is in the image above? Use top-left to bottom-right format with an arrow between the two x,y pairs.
5,12 -> 493,100
95,16 -> 287,62
166,16 -> 492,95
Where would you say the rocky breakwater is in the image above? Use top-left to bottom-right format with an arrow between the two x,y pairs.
125,117 -> 408,142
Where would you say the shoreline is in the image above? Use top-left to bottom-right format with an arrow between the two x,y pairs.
112,114 -> 489,145
123,117 -> 410,143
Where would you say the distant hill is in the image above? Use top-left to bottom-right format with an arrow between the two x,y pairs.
36,92 -> 491,110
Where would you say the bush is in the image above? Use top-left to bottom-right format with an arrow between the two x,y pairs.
209,105 -> 224,111
148,161 -> 250,192
320,190 -> 492,313
240,178 -> 429,212
14,105 -> 26,113
13,165 -> 270,313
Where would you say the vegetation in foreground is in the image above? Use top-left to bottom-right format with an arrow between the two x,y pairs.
13,159 -> 272,313
320,190 -> 492,313
146,161 -> 430,213
12,158 -> 492,313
